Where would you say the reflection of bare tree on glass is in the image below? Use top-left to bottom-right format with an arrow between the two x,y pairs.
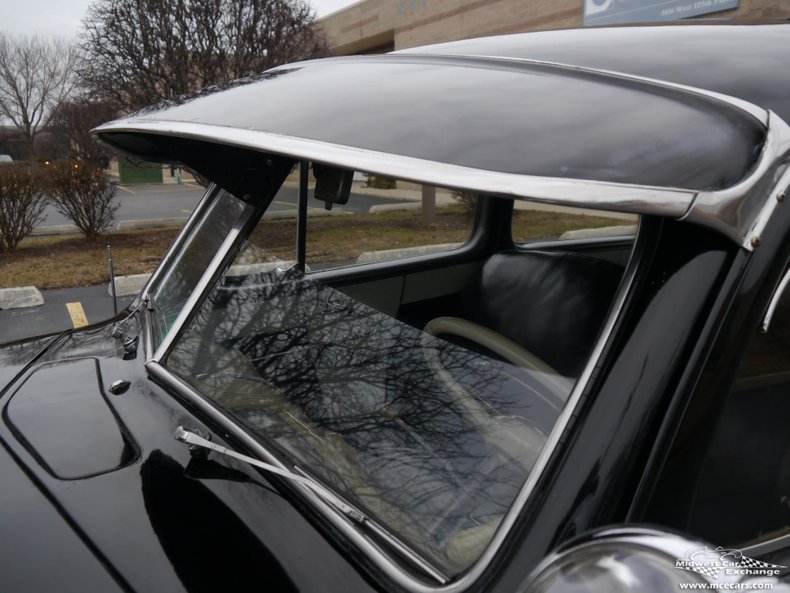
168,265 -> 563,575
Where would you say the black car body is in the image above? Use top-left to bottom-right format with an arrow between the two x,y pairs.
2,23 -> 790,592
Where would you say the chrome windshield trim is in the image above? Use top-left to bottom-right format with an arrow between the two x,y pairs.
762,265 -> 790,333
439,217 -> 645,592
97,120 -> 695,218
142,212 -> 644,592
135,183 -> 218,309
424,53 -> 769,126
152,202 -> 256,361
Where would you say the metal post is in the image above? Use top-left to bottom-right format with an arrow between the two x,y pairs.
421,184 -> 436,225
107,245 -> 118,315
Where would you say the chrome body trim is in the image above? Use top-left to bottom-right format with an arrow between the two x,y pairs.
96,120 -> 696,217
762,266 -> 790,333
152,203 -> 255,361
95,49 -> 790,249
521,526 -> 750,589
95,108 -> 790,250
683,112 -> 790,248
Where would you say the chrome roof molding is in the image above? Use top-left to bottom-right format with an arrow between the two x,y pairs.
684,112 -> 790,249
98,119 -> 697,206
95,53 -> 789,249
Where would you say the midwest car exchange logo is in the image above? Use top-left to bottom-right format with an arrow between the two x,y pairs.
675,546 -> 786,589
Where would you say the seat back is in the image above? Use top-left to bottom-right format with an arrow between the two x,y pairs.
461,251 -> 624,377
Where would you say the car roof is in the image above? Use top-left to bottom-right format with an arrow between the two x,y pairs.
404,24 -> 790,123
96,24 -> 790,246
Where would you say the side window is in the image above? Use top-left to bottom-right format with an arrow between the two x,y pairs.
647,276 -> 790,548
511,204 -> 636,243
303,165 -> 478,271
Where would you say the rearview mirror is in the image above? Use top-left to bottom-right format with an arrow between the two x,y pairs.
313,163 -> 353,210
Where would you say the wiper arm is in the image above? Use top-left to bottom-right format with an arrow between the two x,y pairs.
174,427 -> 448,585
175,426 -> 365,520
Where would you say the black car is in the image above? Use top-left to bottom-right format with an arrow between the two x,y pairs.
2,23 -> 790,592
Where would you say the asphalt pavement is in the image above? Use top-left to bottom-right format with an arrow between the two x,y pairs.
0,285 -> 135,344
2,182 -> 414,344
38,182 -> 400,231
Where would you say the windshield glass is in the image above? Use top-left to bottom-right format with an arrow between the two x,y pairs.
150,189 -> 246,343
167,265 -> 563,575
161,167 -> 629,577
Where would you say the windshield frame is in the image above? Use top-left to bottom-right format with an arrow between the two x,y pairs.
142,164 -> 644,592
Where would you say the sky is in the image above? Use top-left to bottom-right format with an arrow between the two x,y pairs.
0,0 -> 359,38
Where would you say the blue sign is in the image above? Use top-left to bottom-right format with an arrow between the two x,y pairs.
583,0 -> 740,25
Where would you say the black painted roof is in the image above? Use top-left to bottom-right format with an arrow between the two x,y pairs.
97,24 -> 778,192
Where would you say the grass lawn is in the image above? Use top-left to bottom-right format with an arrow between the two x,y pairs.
0,208 -> 627,290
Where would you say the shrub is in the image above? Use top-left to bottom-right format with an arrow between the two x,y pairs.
365,174 -> 396,189
0,165 -> 47,252
452,190 -> 479,216
48,161 -> 118,238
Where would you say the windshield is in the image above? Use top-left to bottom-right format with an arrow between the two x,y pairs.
159,196 -> 599,576
166,264 -> 562,575
157,165 -> 629,578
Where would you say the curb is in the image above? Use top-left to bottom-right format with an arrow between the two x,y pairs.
109,273 -> 151,297
0,286 -> 44,310
117,218 -> 188,230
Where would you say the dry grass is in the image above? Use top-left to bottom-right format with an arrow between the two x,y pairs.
0,208 -> 626,290
0,227 -> 179,289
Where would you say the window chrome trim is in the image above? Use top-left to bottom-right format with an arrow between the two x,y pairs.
152,202 -> 256,361
134,183 -> 218,310
762,265 -> 790,333
143,208 -> 644,590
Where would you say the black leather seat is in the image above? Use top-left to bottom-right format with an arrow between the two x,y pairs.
460,250 -> 624,377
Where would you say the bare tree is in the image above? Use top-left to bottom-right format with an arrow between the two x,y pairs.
81,0 -> 329,111
48,97 -> 116,164
0,34 -> 79,160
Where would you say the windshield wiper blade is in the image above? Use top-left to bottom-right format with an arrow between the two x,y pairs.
174,426 -> 448,585
175,426 -> 365,519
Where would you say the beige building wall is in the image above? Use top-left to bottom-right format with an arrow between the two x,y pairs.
318,0 -> 790,55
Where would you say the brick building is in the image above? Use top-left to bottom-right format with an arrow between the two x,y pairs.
317,0 -> 790,55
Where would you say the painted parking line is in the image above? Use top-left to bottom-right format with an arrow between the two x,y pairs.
66,302 -> 89,328
116,185 -> 137,194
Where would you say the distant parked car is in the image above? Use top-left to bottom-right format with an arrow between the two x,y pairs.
1,23 -> 790,593
0,154 -> 12,165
